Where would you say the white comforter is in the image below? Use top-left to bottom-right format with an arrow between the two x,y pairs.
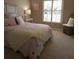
5,22 -> 53,58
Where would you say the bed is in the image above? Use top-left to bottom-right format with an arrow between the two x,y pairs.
4,3 -> 53,59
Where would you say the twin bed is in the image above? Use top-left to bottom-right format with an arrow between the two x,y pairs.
4,3 -> 53,59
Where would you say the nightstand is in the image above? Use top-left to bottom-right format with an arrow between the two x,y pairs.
25,18 -> 33,22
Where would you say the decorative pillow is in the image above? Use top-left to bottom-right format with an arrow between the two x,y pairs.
4,16 -> 16,26
4,14 -> 9,18
16,16 -> 25,24
15,17 -> 19,24
67,17 -> 74,26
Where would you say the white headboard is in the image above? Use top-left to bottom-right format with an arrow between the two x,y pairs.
4,3 -> 18,17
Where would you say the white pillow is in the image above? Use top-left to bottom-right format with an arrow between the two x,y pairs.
67,17 -> 74,26
16,16 -> 24,24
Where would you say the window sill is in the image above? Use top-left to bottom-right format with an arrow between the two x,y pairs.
43,21 -> 61,24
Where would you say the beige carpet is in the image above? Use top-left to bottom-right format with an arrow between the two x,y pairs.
5,30 -> 74,59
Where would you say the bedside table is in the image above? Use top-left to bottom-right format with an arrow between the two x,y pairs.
25,18 -> 33,22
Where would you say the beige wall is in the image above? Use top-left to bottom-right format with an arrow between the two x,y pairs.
63,0 -> 74,23
5,0 -> 30,16
30,0 -> 42,23
30,0 -> 74,28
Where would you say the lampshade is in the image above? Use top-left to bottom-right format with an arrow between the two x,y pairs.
26,9 -> 31,15
24,9 -> 31,15
24,8 -> 28,10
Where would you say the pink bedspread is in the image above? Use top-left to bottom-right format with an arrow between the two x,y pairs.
5,22 -> 53,59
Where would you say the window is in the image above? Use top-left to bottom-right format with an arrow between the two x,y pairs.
43,0 -> 63,23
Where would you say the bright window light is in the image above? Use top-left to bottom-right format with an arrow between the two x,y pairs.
43,0 -> 63,23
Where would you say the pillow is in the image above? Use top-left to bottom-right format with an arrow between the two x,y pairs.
67,17 -> 74,26
16,16 -> 24,24
15,17 -> 19,24
4,14 -> 10,18
4,16 -> 16,26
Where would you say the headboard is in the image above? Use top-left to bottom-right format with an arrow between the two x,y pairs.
4,3 -> 18,17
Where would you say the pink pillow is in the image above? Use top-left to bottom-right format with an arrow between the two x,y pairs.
4,17 -> 16,26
